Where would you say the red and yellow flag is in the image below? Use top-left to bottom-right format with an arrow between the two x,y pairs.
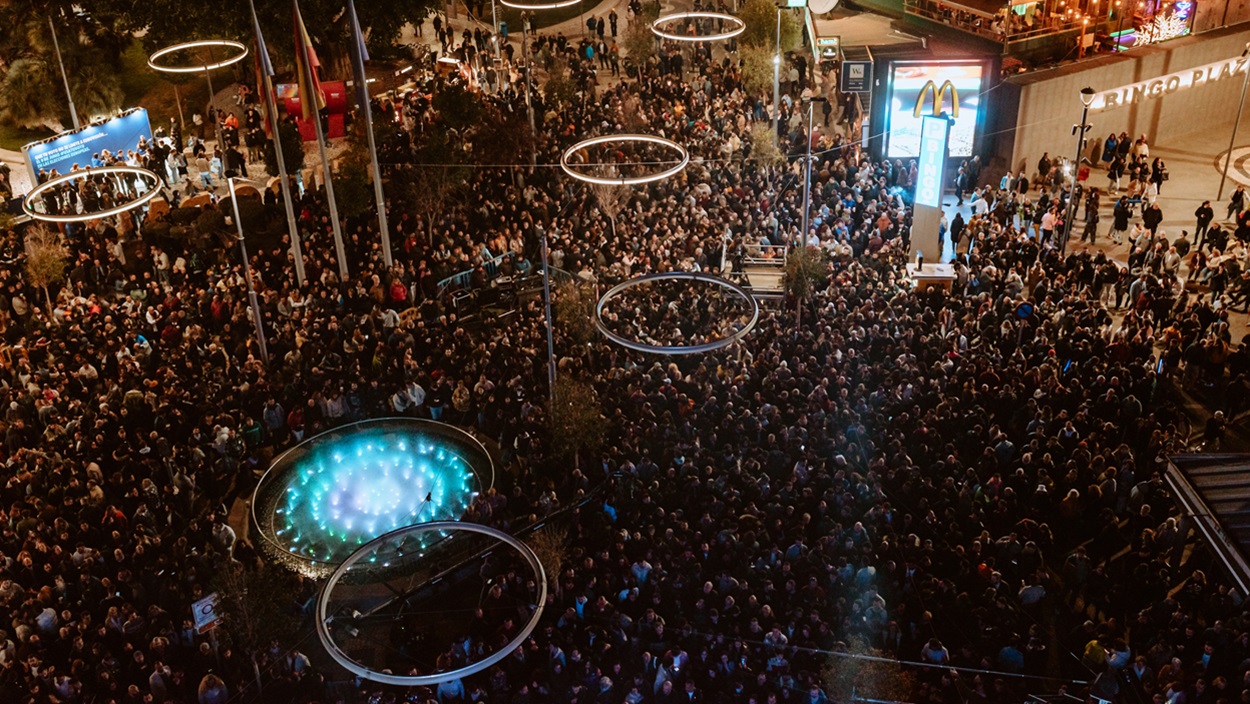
292,0 -> 326,123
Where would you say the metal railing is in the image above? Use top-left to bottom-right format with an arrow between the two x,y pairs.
435,250 -> 531,299
903,0 -> 1090,44
744,243 -> 788,267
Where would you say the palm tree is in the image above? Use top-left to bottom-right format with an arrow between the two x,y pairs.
0,58 -> 66,131
0,2 -> 124,132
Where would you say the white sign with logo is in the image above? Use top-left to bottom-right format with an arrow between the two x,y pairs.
193,593 -> 221,633
915,116 -> 949,209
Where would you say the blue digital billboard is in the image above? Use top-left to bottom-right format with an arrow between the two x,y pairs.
22,109 -> 153,179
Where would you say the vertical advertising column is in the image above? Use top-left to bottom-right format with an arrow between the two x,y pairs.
910,114 -> 950,265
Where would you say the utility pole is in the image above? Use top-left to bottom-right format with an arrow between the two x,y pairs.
540,225 -> 556,403
228,178 -> 270,364
1217,43 -> 1250,202
1061,87 -> 1096,255
773,8 -> 781,138
48,16 -> 80,130
800,97 -> 826,246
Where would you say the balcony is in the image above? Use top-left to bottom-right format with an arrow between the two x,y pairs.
903,0 -> 1106,47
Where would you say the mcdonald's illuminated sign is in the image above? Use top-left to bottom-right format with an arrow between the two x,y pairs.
914,80 -> 960,118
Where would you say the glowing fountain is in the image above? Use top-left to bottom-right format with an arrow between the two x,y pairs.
251,419 -> 494,577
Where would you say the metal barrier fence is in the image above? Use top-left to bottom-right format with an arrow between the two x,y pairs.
744,243 -> 788,267
435,250 -> 532,299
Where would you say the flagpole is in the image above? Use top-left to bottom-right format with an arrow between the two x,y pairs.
348,0 -> 392,267
229,176 -> 271,364
248,0 -> 306,285
295,0 -> 349,280
360,84 -> 391,268
265,73 -> 308,286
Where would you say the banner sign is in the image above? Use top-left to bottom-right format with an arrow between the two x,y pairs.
193,593 -> 221,633
842,60 -> 871,92
1091,54 -> 1249,111
22,109 -> 152,180
915,115 -> 949,208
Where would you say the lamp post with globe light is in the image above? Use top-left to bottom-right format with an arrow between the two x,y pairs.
1217,42 -> 1250,202
1061,86 -> 1096,255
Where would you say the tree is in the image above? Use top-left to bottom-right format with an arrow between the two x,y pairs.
470,103 -> 535,166
554,279 -> 599,347
432,82 -> 484,131
264,119 -> 306,178
0,58 -> 66,131
525,525 -> 569,597
332,151 -> 374,219
0,4 -> 125,131
0,51 -> 121,132
393,129 -> 469,244
592,183 -> 630,239
194,204 -> 230,248
748,121 -> 785,169
24,224 -> 68,319
543,59 -> 577,108
821,636 -> 917,704
88,0 -> 431,75
738,0 -> 802,51
548,377 -> 604,470
621,16 -> 657,68
782,245 -> 826,327
213,562 -> 301,690
739,45 -> 777,100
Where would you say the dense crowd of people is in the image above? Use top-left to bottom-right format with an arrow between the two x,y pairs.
2,9 -> 1250,704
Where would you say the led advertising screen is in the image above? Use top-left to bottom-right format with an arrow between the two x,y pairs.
23,109 -> 153,179
886,63 -> 983,159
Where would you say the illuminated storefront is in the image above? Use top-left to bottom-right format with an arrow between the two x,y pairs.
884,61 -> 985,158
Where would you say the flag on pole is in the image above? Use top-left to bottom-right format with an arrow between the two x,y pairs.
292,0 -> 325,123
247,0 -> 274,133
347,0 -> 371,112
252,5 -> 274,77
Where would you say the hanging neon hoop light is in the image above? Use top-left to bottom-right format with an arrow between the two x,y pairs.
315,521 -> 547,686
651,12 -> 746,42
147,39 -> 249,73
560,134 -> 689,186
22,167 -> 164,223
594,271 -> 760,354
500,0 -> 581,9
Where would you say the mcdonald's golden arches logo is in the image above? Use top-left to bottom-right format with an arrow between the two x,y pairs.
913,80 -> 960,118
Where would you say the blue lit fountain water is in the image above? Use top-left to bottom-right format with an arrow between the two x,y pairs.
251,419 -> 493,577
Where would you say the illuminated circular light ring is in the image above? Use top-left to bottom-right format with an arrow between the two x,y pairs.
22,166 -> 164,223
316,521 -> 547,686
560,134 -> 689,186
499,0 -> 581,9
650,12 -> 746,42
594,271 -> 760,355
147,39 -> 249,74
251,418 -> 495,577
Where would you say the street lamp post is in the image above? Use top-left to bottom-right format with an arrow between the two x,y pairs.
800,97 -> 827,248
773,9 -> 781,138
539,225 -> 556,403
47,16 -> 80,130
1217,42 -> 1250,202
490,0 -> 504,94
227,177 -> 270,365
1061,86 -> 1096,255
1114,1 -> 1125,51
